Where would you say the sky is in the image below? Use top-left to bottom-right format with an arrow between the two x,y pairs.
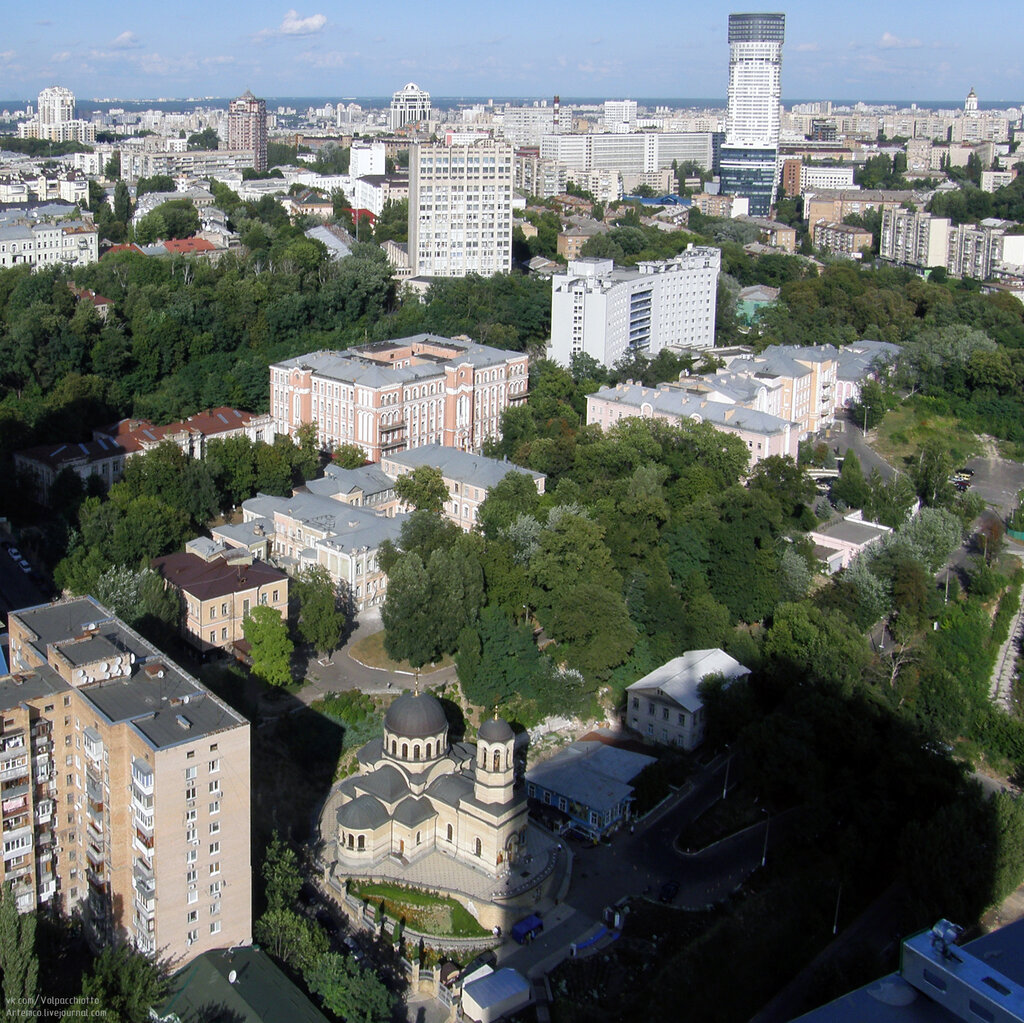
1,2 -> 1022,104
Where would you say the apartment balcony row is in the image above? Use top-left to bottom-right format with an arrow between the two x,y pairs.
0,762 -> 30,783
132,764 -> 154,795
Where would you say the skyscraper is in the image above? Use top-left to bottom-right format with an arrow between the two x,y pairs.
228,90 -> 268,173
719,12 -> 785,217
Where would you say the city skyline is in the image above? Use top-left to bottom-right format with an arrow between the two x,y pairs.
3,1 -> 1022,103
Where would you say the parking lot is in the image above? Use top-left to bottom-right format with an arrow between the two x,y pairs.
964,454 -> 1024,516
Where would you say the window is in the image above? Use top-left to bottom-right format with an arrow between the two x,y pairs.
210,881 -> 222,895
186,849 -> 197,864
221,628 -> 227,641
209,821 -> 220,835
187,929 -> 198,943
187,890 -> 198,905
447,823 -> 453,842
209,760 -> 219,774
647,704 -> 654,716
187,910 -> 198,923
474,837 -> 482,857
631,698 -> 639,710
186,810 -> 197,822
209,842 -> 220,855
357,835 -> 364,851
210,921 -> 221,935
187,870 -> 197,883
208,781 -> 220,794
185,767 -> 197,780
186,828 -> 197,842
662,708 -> 669,721
186,787 -> 196,800
209,801 -> 220,815
209,862 -> 221,876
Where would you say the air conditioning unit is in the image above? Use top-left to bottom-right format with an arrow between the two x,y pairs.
191,839 -> 199,846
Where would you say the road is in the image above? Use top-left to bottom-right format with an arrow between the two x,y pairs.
829,416 -> 896,482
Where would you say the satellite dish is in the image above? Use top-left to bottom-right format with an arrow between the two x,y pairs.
228,971 -> 237,984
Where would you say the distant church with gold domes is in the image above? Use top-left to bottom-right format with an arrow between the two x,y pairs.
330,690 -> 528,876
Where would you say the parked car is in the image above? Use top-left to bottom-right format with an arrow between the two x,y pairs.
7,547 -> 20,560
17,559 -> 31,573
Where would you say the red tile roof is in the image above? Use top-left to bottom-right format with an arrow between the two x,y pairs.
96,407 -> 258,453
162,237 -> 218,254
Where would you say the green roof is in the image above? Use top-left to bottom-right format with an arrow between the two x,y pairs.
157,947 -> 329,1023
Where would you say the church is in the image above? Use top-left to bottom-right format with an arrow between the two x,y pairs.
332,690 -> 528,877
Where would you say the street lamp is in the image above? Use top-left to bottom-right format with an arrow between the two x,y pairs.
832,883 -> 843,935
761,808 -> 770,868
721,747 -> 731,800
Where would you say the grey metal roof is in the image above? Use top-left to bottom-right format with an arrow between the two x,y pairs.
478,716 -> 514,743
426,772 -> 474,808
336,794 -> 390,830
628,649 -> 751,713
392,795 -> 437,828
383,444 -> 543,490
384,692 -> 448,740
356,764 -> 410,804
526,741 -> 656,813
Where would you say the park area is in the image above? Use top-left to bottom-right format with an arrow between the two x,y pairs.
347,880 -> 490,938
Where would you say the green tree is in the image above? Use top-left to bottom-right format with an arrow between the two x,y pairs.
262,830 -> 302,913
254,909 -> 327,975
394,466 -> 449,514
243,605 -> 294,686
75,944 -> 168,1023
294,565 -> 344,655
187,127 -> 220,150
305,953 -> 393,1023
831,450 -> 871,510
333,443 -> 367,469
914,438 -> 954,507
0,882 -> 37,1022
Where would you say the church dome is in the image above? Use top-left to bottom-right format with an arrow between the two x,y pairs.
478,716 -> 513,743
385,691 -> 448,739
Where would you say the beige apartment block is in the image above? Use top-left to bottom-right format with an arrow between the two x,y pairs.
2,597 -> 251,965
152,539 -> 289,654
812,220 -> 873,259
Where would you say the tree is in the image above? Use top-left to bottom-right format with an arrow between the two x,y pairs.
381,554 -> 434,666
262,830 -> 302,913
333,443 -> 367,469
243,605 -> 293,686
254,909 -> 327,975
294,565 -> 344,655
394,466 -> 449,514
187,126 -> 220,150
75,944 -> 168,1023
831,450 -> 870,510
913,438 -> 954,507
0,882 -> 37,1021
305,953 -> 393,1022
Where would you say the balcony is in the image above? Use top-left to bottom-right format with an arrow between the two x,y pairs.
0,763 -> 30,783
34,800 -> 53,825
131,763 -> 154,795
86,868 -> 107,892
132,830 -> 154,854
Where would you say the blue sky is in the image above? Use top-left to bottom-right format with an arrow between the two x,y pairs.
1,2 -> 1021,103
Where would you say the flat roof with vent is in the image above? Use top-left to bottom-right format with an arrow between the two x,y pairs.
8,597 -> 246,750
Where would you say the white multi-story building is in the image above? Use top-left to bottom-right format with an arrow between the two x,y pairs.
800,164 -> 856,193
539,132 -> 716,175
350,142 -> 386,178
603,100 -> 638,134
38,86 -> 75,127
549,249 -> 721,369
720,12 -> 785,216
18,86 -> 95,144
500,102 -> 569,148
0,208 -> 98,270
407,141 -> 513,278
390,83 -> 431,132
880,209 -> 951,272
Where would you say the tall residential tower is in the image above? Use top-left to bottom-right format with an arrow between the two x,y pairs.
719,12 -> 785,217
228,91 -> 268,173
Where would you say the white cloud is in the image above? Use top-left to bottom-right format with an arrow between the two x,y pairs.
794,42 -> 820,53
879,32 -> 922,49
51,51 -> 72,63
111,31 -> 142,49
0,50 -> 15,62
258,9 -> 327,38
300,50 -> 352,68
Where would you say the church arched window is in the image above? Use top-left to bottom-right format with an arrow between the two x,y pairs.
426,742 -> 432,759
357,834 -> 365,851
447,823 -> 453,842
492,750 -> 501,772
401,742 -> 408,759
414,743 -> 421,761
391,739 -> 397,756
474,837 -> 482,857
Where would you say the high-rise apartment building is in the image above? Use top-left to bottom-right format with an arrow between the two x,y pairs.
227,91 -> 268,173
17,86 -> 95,144
549,249 -> 721,369
390,83 -> 432,132
407,141 -> 513,278
719,12 -> 785,217
38,87 -> 75,127
603,100 -> 638,134
1,597 -> 251,963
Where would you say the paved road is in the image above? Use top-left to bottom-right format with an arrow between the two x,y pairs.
828,416 -> 896,482
964,453 -> 1024,516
